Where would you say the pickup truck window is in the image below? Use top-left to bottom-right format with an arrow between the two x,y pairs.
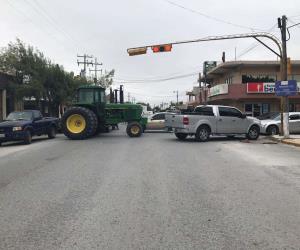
219,107 -> 242,118
152,114 -> 165,120
33,111 -> 42,119
289,114 -> 300,120
194,106 -> 214,116
6,111 -> 33,121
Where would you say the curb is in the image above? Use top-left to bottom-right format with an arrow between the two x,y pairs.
268,136 -> 300,147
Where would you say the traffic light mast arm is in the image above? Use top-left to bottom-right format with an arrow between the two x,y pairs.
127,32 -> 282,58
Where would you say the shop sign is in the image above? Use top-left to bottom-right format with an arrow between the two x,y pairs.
275,80 -> 297,96
247,82 -> 276,93
208,84 -> 228,97
247,82 -> 300,93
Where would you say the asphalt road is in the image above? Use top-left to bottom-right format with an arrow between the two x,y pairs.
0,127 -> 300,250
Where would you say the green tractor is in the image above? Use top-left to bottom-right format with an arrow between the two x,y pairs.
61,85 -> 147,139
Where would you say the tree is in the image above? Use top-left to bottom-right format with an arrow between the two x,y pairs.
0,39 -> 85,116
0,39 -> 46,105
98,69 -> 114,89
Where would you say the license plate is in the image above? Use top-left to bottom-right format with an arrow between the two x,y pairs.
0,134 -> 6,138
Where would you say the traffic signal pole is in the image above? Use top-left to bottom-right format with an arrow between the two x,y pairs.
128,26 -> 293,136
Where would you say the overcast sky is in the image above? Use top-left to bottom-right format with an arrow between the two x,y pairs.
1,0 -> 300,105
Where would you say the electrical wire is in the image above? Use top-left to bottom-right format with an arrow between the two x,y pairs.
162,0 -> 265,32
23,0 -> 85,52
114,72 -> 198,83
4,0 -> 78,54
235,23 -> 278,59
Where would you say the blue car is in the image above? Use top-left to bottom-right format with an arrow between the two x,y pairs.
0,110 -> 59,145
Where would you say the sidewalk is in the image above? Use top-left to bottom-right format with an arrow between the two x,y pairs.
270,134 -> 300,147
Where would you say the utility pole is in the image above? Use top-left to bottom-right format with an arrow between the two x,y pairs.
173,90 -> 179,104
77,54 -> 93,78
127,92 -> 131,102
278,15 -> 289,138
89,57 -> 102,84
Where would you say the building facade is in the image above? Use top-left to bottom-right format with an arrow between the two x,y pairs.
199,60 -> 300,116
0,72 -> 24,121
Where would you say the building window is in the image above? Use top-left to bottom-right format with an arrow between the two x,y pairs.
225,76 -> 233,84
245,103 -> 270,117
262,104 -> 270,114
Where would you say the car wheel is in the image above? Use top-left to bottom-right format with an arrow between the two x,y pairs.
24,130 -> 32,145
195,125 -> 210,142
126,122 -> 142,137
48,126 -> 56,139
267,125 -> 279,135
175,133 -> 187,140
247,125 -> 260,140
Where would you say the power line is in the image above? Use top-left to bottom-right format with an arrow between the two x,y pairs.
23,0 -> 85,52
235,23 -> 278,59
114,72 -> 199,83
162,0 -> 264,31
4,0 -> 77,53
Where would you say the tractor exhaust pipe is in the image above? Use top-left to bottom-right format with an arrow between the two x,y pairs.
120,85 -> 124,103
110,88 -> 114,103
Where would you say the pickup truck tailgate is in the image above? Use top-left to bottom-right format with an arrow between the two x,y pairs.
165,113 -> 186,128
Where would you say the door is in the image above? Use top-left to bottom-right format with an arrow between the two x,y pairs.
217,107 -> 247,134
147,113 -> 165,130
32,111 -> 44,134
289,114 -> 300,133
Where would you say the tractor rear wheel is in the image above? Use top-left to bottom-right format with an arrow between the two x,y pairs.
62,107 -> 98,140
126,122 -> 142,137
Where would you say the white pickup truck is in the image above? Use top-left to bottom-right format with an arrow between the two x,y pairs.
165,105 -> 261,142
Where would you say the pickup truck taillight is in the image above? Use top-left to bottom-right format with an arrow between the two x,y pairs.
183,116 -> 189,125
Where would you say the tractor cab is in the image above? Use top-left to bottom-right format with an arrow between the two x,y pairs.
76,86 -> 106,120
77,85 -> 106,105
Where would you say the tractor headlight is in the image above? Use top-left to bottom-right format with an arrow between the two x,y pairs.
13,126 -> 23,131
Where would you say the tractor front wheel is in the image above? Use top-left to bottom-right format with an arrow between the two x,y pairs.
126,122 -> 142,137
61,107 -> 98,140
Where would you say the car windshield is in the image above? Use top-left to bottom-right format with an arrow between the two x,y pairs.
6,111 -> 32,121
273,114 -> 281,121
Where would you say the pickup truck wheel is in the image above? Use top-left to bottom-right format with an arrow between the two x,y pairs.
61,107 -> 98,140
24,130 -> 32,145
267,125 -> 279,135
195,125 -> 210,142
175,133 -> 187,140
247,125 -> 260,140
48,126 -> 56,139
127,122 -> 142,137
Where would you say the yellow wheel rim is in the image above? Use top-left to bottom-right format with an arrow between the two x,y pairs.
66,114 -> 86,134
131,126 -> 140,135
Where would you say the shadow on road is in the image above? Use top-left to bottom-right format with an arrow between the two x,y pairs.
0,137 -> 51,147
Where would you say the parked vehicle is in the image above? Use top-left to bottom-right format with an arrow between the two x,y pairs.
146,112 -> 174,131
0,110 -> 59,145
260,112 -> 300,135
257,112 -> 280,120
165,105 -> 261,141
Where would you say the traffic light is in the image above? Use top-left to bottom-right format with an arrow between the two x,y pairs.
127,47 -> 147,56
287,57 -> 292,75
151,44 -> 172,53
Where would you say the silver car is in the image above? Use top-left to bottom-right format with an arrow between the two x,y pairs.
146,112 -> 175,131
260,112 -> 300,135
